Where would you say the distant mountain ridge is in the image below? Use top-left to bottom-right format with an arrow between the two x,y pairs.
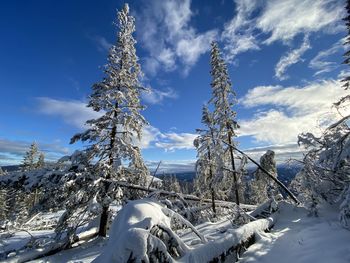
161,164 -> 301,186
1,165 -> 21,172
1,164 -> 301,186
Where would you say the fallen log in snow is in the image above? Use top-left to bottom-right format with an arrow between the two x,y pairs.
116,181 -> 257,210
181,200 -> 278,262
3,227 -> 99,263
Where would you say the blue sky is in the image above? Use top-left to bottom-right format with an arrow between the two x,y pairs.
0,0 -> 348,172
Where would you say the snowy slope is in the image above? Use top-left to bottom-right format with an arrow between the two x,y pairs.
240,202 -> 350,263
17,201 -> 350,263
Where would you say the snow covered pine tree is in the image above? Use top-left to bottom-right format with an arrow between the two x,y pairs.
194,105 -> 224,214
249,150 -> 278,204
209,41 -> 240,205
22,142 -> 39,172
36,153 -> 45,169
70,4 -> 149,237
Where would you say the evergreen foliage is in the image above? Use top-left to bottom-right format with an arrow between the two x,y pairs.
69,4 -> 149,237
22,142 -> 39,172
249,150 -> 278,204
208,41 -> 240,204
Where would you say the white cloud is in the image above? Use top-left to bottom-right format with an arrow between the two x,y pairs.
142,87 -> 178,105
239,80 -> 349,144
0,138 -> 70,165
158,48 -> 176,71
221,0 -> 260,62
137,126 -> 162,149
36,97 -> 102,129
338,69 -> 350,79
155,132 -> 197,151
309,40 -> 345,75
275,36 -> 311,80
88,35 -> 112,52
36,97 -> 197,151
243,142 -> 305,163
257,0 -> 343,44
146,159 -> 196,173
136,0 -> 218,75
176,30 -> 218,73
222,0 -> 343,62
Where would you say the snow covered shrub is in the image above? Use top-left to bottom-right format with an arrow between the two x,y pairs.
249,150 -> 278,205
93,199 -> 206,263
295,120 -> 350,219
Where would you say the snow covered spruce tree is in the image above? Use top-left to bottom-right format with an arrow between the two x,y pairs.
163,175 -> 181,193
194,105 -> 223,213
36,152 -> 45,169
208,41 -> 240,205
0,166 -> 6,176
22,142 -> 39,172
70,4 -> 149,237
249,150 -> 278,204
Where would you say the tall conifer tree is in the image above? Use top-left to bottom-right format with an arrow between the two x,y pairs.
70,4 -> 149,236
209,41 -> 240,205
22,142 -> 39,172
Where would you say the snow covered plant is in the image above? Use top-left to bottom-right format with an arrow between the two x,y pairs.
194,105 -> 224,214
193,42 -> 241,206
296,119 -> 350,224
69,3 -> 150,237
21,142 -> 45,172
290,0 -> 350,228
249,150 -> 278,205
93,199 -> 206,263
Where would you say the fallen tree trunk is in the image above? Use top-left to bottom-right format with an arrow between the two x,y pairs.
115,181 -> 257,210
4,228 -> 99,263
181,202 -> 278,262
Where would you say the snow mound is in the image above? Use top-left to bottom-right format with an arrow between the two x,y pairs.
93,199 -> 186,263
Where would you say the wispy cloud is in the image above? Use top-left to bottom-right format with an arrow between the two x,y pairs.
338,69 -> 350,79
36,97 -> 102,129
87,34 -> 112,53
239,80 -> 349,144
257,0 -> 343,44
142,87 -> 178,105
275,36 -> 311,80
243,142 -> 305,163
221,0 -> 260,62
309,39 -> 345,75
35,97 -> 197,151
222,0 -> 343,63
0,138 -> 70,165
155,132 -> 197,151
135,0 -> 217,75
146,159 -> 196,173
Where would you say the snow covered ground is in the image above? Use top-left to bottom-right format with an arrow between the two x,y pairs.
3,201 -> 350,262
29,238 -> 105,263
240,202 -> 350,263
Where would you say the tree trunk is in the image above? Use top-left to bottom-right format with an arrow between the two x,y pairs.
98,124 -> 117,237
211,188 -> 216,216
227,129 -> 240,206
98,205 -> 109,237
207,146 -> 216,215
